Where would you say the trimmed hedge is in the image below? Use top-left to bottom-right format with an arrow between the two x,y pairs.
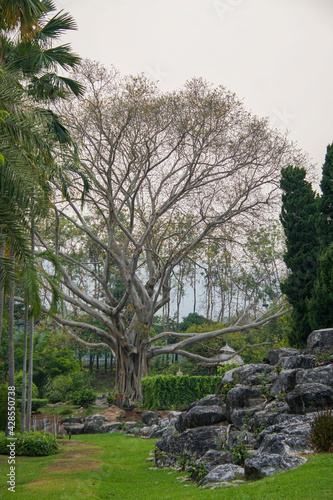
142,375 -> 221,410
0,431 -> 58,456
17,399 -> 49,413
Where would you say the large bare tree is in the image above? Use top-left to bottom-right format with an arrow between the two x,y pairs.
37,61 -> 306,401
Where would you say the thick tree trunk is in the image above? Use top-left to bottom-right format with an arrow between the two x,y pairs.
114,339 -> 148,403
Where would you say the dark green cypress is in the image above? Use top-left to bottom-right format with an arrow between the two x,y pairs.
318,143 -> 333,248
308,243 -> 333,330
307,144 -> 333,330
280,166 -> 320,347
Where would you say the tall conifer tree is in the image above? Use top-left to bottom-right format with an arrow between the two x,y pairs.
318,143 -> 333,248
280,166 -> 319,347
307,143 -> 333,331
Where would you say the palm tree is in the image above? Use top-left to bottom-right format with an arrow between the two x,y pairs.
0,0 -> 84,431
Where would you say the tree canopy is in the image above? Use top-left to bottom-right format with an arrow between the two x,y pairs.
33,61 -> 308,401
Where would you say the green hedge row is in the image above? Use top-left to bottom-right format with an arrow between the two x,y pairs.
17,399 -> 49,413
0,431 -> 58,456
142,375 -> 221,410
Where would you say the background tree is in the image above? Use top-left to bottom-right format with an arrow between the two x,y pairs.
280,165 -> 320,347
37,61 -> 305,402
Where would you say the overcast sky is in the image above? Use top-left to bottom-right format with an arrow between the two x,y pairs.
56,0 -> 333,182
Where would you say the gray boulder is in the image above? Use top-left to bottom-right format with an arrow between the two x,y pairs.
199,464 -> 245,486
227,429 -> 255,448
181,405 -> 227,431
141,411 -> 160,426
155,425 -> 227,466
188,394 -> 225,410
244,454 -> 307,480
307,329 -> 333,350
195,449 -> 233,473
226,385 -> 263,421
101,422 -> 122,433
229,408 -> 261,429
285,383 -> 333,414
258,433 -> 313,456
254,413 -> 315,451
249,401 -> 290,430
83,414 -> 109,433
61,417 -> 83,425
65,424 -> 84,435
270,369 -> 300,397
264,348 -> 299,366
279,354 -> 316,370
295,365 -> 333,387
222,364 -> 276,386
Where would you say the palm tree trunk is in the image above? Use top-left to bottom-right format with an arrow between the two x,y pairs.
20,298 -> 29,433
0,235 -> 5,346
26,224 -> 35,432
6,246 -> 15,436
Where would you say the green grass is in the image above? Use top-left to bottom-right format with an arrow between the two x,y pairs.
0,434 -> 332,499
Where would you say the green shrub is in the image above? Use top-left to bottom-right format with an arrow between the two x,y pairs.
217,363 -> 240,376
17,399 -> 49,413
44,371 -> 91,403
224,441 -> 250,465
309,408 -> 333,452
142,375 -> 221,410
107,394 -> 115,405
59,407 -> 73,416
14,371 -> 38,399
0,431 -> 58,456
31,399 -> 49,413
71,388 -> 96,407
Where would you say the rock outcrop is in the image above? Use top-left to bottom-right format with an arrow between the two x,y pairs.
154,328 -> 333,488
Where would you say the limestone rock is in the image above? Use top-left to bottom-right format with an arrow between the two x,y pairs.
249,401 -> 290,430
61,417 -> 83,425
141,411 -> 160,426
101,422 -> 121,433
270,369 -> 300,397
279,354 -> 316,370
199,464 -> 245,486
225,385 -> 263,421
244,454 -> 307,480
222,364 -> 275,386
263,348 -> 299,366
155,425 -> 227,466
188,394 -> 225,410
295,365 -> 333,387
307,329 -> 333,350
195,449 -> 233,473
65,424 -> 84,434
182,405 -> 227,431
83,414 -> 109,433
285,383 -> 333,414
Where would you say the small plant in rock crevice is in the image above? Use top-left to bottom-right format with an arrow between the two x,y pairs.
224,441 -> 250,466
309,408 -> 333,452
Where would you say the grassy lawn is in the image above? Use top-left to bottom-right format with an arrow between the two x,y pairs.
0,433 -> 332,499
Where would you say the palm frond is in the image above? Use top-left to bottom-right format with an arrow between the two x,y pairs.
36,11 -> 77,40
28,73 -> 84,101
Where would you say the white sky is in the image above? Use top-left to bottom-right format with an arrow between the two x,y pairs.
56,0 -> 333,178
